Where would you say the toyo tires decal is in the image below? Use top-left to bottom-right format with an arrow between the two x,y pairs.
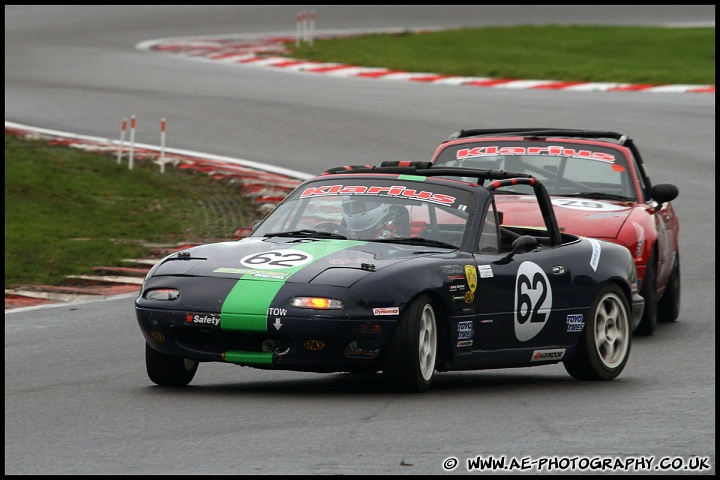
220,241 -> 366,332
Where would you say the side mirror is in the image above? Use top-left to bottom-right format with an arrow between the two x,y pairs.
651,183 -> 678,204
507,235 -> 538,260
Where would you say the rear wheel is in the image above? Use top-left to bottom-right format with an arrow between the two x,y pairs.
658,253 -> 681,323
635,252 -> 657,336
564,284 -> 631,381
383,294 -> 438,392
145,343 -> 198,386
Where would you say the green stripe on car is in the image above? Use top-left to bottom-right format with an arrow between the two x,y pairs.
220,240 -> 365,332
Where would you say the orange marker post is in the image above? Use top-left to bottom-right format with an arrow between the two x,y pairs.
160,118 -> 166,173
128,115 -> 136,170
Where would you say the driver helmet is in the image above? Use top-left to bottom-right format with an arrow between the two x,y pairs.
342,197 -> 390,233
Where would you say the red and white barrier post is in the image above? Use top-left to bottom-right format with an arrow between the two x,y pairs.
295,11 -> 305,47
308,10 -> 315,46
159,118 -> 166,173
301,10 -> 308,44
117,118 -> 127,164
128,114 -> 136,170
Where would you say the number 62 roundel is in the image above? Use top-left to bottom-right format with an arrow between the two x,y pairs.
240,249 -> 314,270
514,261 -> 553,342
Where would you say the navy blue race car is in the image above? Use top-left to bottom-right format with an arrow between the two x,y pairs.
136,161 -> 644,392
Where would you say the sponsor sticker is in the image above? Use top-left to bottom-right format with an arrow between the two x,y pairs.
465,265 -> 478,293
457,320 -> 474,339
589,239 -> 601,272
457,340 -> 473,347
214,267 -> 290,280
455,146 -> 616,163
632,221 -> 645,258
329,258 -> 369,265
442,265 -> 465,274
303,340 -> 325,351
531,349 -> 566,362
373,307 -> 399,316
566,314 -> 584,332
477,264 -> 493,278
299,184 -> 456,206
186,313 -> 221,326
458,321 -> 473,331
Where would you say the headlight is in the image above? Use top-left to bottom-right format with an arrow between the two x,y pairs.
290,297 -> 343,309
144,288 -> 180,301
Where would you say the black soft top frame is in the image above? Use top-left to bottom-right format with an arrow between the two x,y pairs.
321,161 -> 562,247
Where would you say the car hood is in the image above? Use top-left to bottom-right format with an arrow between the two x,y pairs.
149,237 -> 452,287
495,195 -> 634,239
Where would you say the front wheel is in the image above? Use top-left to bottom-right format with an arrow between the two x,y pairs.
564,284 -> 632,381
383,294 -> 438,392
145,343 -> 198,386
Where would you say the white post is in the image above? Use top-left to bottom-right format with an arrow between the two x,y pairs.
301,10 -> 308,44
128,115 -> 136,170
295,11 -> 302,47
308,10 -> 315,47
160,118 -> 166,174
117,118 -> 127,164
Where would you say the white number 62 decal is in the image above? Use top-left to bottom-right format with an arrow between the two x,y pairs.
240,249 -> 313,270
514,261 -> 553,342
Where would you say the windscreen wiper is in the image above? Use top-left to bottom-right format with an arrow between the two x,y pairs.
562,192 -> 633,201
264,229 -> 348,240
370,237 -> 457,249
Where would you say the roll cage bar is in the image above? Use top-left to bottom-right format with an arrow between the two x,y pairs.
321,161 -> 563,247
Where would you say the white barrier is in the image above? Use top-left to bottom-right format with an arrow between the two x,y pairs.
128,115 -> 136,170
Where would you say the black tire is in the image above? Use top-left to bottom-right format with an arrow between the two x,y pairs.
383,294 -> 438,392
657,252 -> 681,323
635,252 -> 657,336
564,284 -> 632,381
145,343 -> 198,386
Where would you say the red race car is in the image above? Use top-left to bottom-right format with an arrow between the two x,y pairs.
430,128 -> 679,336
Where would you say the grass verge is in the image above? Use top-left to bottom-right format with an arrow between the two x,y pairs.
4,134 -> 260,287
288,25 -> 715,85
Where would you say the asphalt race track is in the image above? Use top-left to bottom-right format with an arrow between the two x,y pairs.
4,5 -> 715,475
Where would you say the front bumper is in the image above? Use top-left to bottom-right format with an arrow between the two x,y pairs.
136,307 -> 396,373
